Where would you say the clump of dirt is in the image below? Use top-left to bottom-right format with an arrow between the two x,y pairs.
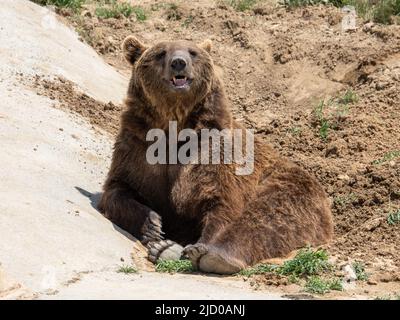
26,74 -> 123,135
33,1 -> 400,296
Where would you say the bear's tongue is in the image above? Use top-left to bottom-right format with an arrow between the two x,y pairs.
173,76 -> 187,87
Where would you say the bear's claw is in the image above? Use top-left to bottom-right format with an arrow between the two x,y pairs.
141,211 -> 165,245
141,211 -> 184,264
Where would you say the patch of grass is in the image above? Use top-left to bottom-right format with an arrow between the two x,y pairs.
224,0 -> 258,11
374,295 -> 392,300
334,193 -> 357,207
313,90 -> 357,141
304,276 -> 343,294
238,248 -> 331,278
31,0 -> 85,11
352,261 -> 369,281
338,89 -> 358,105
314,100 -> 325,120
155,259 -> 195,273
282,0 -> 400,24
373,150 -> 400,165
289,126 -> 302,136
387,209 -> 400,226
133,6 -> 147,21
182,15 -> 194,28
319,119 -> 330,140
238,263 -> 277,276
375,292 -> 400,300
343,0 -> 400,25
314,101 -> 330,141
117,265 -> 138,274
288,274 -> 301,283
95,1 -> 146,20
281,0 -> 345,8
237,247 -> 343,294
277,248 -> 332,277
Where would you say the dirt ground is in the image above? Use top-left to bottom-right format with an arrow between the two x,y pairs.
31,1 -> 400,298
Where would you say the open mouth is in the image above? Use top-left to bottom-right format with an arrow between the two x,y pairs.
170,75 -> 192,89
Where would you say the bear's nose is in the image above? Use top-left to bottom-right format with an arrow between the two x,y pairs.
171,57 -> 187,72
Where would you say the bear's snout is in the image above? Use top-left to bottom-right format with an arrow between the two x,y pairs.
171,57 -> 187,72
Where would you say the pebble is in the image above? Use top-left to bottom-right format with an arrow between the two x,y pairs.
338,174 -> 350,181
367,279 -> 378,285
342,264 -> 357,283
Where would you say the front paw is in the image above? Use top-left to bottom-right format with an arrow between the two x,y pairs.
147,240 -> 184,263
141,211 -> 165,245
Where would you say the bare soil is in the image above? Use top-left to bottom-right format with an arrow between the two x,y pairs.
31,1 -> 400,298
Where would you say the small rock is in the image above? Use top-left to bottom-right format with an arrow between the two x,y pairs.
342,264 -> 357,283
82,10 -> 92,18
362,218 -> 382,232
325,146 -> 339,157
367,279 -> 378,285
363,22 -> 374,32
338,174 -> 350,181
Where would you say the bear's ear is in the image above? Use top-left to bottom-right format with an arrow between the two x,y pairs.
199,39 -> 212,53
122,36 -> 148,65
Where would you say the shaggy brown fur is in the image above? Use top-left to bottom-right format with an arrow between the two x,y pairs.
99,36 -> 334,274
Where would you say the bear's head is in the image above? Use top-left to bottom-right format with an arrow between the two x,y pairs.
122,36 -> 214,109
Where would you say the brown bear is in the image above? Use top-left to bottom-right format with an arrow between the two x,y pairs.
98,35 -> 334,274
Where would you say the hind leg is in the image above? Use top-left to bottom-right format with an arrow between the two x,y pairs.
184,165 -> 333,274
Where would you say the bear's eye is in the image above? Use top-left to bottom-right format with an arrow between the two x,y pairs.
189,50 -> 197,58
155,50 -> 166,60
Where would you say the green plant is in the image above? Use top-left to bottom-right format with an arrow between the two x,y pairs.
319,120 -> 330,140
373,150 -> 400,165
304,276 -> 343,294
314,100 -> 325,120
334,193 -> 357,207
352,261 -> 369,281
282,0 -> 345,8
95,1 -> 146,20
238,263 -> 277,276
224,0 -> 258,11
156,259 -> 195,273
343,0 -> 400,24
277,248 -> 331,277
182,15 -> 194,27
282,0 -> 400,24
133,6 -> 147,21
117,265 -> 137,274
288,274 -> 301,283
314,100 -> 330,140
387,209 -> 400,225
289,126 -> 302,136
31,0 -> 84,11
338,89 -> 358,105
314,90 -> 357,140
374,295 -> 392,300
374,292 -> 400,300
